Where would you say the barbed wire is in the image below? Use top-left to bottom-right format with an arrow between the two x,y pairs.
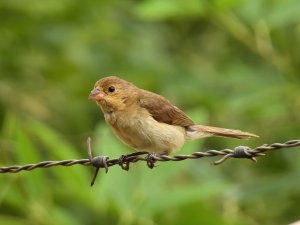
0,139 -> 299,186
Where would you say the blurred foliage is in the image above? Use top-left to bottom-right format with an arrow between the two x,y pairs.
0,0 -> 300,224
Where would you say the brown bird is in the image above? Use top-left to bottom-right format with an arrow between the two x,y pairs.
89,76 -> 258,155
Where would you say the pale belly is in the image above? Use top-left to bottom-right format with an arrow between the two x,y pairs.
104,111 -> 186,154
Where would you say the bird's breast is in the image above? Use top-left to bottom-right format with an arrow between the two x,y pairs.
104,108 -> 186,154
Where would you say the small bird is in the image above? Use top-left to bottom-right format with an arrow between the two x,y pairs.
89,76 -> 258,156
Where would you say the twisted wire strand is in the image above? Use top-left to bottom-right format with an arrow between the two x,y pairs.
1,140 -> 299,175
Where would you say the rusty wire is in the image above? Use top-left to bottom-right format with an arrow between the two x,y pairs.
0,139 -> 299,186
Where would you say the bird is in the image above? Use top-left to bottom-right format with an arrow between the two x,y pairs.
89,76 -> 258,156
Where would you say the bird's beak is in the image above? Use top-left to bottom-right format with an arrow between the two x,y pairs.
88,88 -> 104,101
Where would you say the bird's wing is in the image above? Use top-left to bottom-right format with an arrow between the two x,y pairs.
138,90 -> 194,127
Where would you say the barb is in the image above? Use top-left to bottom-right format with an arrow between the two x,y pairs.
0,139 -> 299,185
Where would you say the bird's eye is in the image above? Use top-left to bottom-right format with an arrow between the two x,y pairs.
108,86 -> 115,93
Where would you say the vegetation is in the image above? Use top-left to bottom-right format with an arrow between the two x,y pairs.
0,0 -> 299,224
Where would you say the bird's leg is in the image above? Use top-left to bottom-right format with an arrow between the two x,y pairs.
118,154 -> 130,171
118,151 -> 148,171
146,151 -> 168,169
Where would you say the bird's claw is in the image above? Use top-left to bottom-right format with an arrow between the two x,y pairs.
118,155 -> 130,171
146,153 -> 158,169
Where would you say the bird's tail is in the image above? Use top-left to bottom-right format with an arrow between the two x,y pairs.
185,125 -> 258,140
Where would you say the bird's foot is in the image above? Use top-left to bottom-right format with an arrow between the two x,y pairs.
146,151 -> 167,169
145,153 -> 157,169
118,151 -> 148,171
118,154 -> 130,171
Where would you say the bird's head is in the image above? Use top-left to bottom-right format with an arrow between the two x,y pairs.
89,76 -> 137,113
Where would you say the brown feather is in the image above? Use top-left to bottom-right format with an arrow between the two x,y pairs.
138,90 -> 194,127
186,125 -> 259,140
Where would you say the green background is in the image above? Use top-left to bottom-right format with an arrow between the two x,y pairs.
0,0 -> 300,224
